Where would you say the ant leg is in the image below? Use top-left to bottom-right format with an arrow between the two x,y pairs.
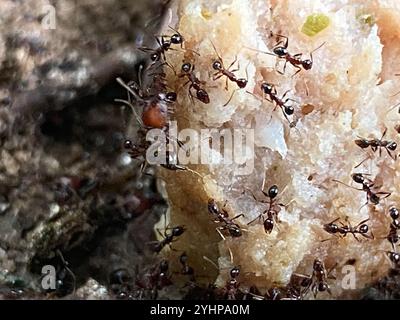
274,34 -> 289,48
291,65 -> 302,78
227,55 -> 238,70
223,89 -> 237,107
212,73 -> 224,81
275,59 -> 285,75
231,213 -> 244,221
242,188 -> 269,203
247,214 -> 263,226
281,90 -> 291,100
216,227 -> 226,240
331,179 -> 363,192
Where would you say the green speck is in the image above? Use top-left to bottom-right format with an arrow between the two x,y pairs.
301,13 -> 330,37
358,14 -> 375,26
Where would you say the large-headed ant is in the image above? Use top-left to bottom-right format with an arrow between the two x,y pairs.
210,42 -> 247,106
207,199 -> 243,239
178,62 -> 210,104
267,33 -> 325,77
333,173 -> 391,206
355,128 -> 397,167
258,82 -> 297,126
246,184 -> 285,234
323,217 -> 374,241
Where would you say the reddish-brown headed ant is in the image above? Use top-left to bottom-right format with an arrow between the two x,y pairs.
323,217 -> 374,241
245,184 -> 285,234
267,33 -> 325,76
210,42 -> 248,106
207,199 -> 244,239
333,173 -> 391,206
219,266 -> 242,300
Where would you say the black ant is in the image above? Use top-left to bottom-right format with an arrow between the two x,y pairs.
297,259 -> 335,298
210,42 -> 247,106
135,260 -> 172,299
267,33 -> 325,77
246,184 -> 285,234
220,266 -> 242,300
383,207 -> 400,251
385,251 -> 400,267
139,27 -> 185,68
207,199 -> 243,239
178,62 -> 210,104
355,128 -> 397,167
257,82 -> 297,126
333,173 -> 391,206
323,217 -> 374,241
149,213 -> 185,253
179,252 -> 195,280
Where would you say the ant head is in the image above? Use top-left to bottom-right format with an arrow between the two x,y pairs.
212,60 -> 223,71
165,91 -> 177,103
318,282 -> 328,292
263,218 -> 274,233
230,267 -> 240,278
355,139 -> 370,149
388,141 -> 397,151
150,53 -> 159,61
302,59 -> 313,70
268,185 -> 279,199
388,251 -> 400,264
273,46 -> 287,57
159,260 -> 169,272
359,224 -> 369,234
196,89 -> 210,104
170,33 -> 183,44
182,62 -> 192,73
124,139 -> 133,149
261,82 -> 273,94
313,259 -> 324,271
237,78 -> 248,89
389,207 -> 399,220
229,225 -> 242,237
172,226 -> 185,237
284,105 -> 294,115
351,173 -> 365,184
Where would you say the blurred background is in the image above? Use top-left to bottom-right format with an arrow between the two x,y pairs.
0,0 -> 176,299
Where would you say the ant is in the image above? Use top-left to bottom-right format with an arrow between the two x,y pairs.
210,42 -> 247,106
297,259 -> 335,298
135,260 -> 172,299
267,33 -> 325,77
220,266 -> 242,300
385,251 -> 400,266
246,184 -> 285,234
354,128 -> 397,167
139,27 -> 185,68
208,199 -> 244,239
258,82 -> 297,126
149,213 -> 185,253
178,62 -> 210,104
178,252 -> 195,282
333,173 -> 391,206
323,217 -> 374,241
383,207 -> 400,251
